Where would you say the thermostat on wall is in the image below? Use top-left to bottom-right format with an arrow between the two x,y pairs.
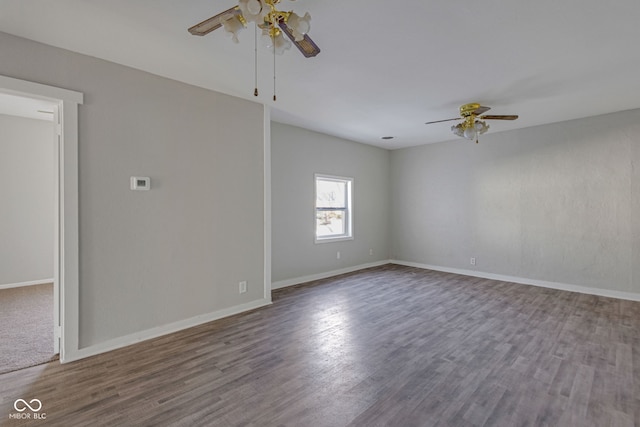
130,176 -> 151,191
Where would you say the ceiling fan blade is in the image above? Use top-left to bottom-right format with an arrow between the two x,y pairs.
473,106 -> 491,115
425,118 -> 460,125
480,115 -> 519,120
278,21 -> 321,57
188,6 -> 239,36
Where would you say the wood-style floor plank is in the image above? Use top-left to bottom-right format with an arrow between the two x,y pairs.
1,264 -> 638,426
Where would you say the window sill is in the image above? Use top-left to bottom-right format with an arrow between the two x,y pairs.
315,236 -> 354,244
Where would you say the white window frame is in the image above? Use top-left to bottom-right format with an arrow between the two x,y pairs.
314,173 -> 353,243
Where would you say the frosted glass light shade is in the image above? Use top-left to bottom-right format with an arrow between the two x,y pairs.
262,31 -> 292,54
463,127 -> 477,140
220,14 -> 244,43
246,0 -> 262,15
238,0 -> 268,23
286,12 -> 311,41
452,120 -> 489,140
475,120 -> 489,134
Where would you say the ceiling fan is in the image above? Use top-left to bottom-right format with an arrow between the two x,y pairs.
188,0 -> 320,58
426,103 -> 518,143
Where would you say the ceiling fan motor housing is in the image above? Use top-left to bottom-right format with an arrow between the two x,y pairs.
460,103 -> 482,117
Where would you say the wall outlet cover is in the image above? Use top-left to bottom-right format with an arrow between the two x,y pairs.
130,176 -> 151,191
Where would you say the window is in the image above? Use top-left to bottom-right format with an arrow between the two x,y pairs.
315,174 -> 353,242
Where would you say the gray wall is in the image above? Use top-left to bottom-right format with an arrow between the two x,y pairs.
0,32 -> 266,348
271,122 -> 389,284
390,109 -> 640,294
0,114 -> 54,286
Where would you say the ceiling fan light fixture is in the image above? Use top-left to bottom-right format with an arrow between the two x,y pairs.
189,0 -> 320,98
220,14 -> 245,43
431,104 -> 516,143
246,0 -> 264,16
190,0 -> 320,57
475,120 -> 489,135
463,127 -> 477,140
238,0 -> 270,23
263,30 -> 292,54
286,12 -> 311,41
451,120 -> 489,141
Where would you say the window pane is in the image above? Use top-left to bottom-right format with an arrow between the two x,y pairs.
316,209 -> 346,237
316,179 -> 346,209
315,174 -> 352,242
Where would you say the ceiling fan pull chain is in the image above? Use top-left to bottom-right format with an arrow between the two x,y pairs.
273,32 -> 277,101
254,25 -> 259,97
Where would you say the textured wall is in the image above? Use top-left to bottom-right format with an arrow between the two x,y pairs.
271,122 -> 390,284
0,32 -> 266,348
390,109 -> 640,294
0,114 -> 54,286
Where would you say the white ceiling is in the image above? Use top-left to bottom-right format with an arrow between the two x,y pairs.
1,0 -> 639,148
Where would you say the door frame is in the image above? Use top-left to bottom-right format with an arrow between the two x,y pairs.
0,75 -> 83,363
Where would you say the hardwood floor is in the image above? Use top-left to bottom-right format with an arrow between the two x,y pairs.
1,264 -> 638,426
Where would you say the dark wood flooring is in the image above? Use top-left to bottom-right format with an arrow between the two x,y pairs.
1,264 -> 638,426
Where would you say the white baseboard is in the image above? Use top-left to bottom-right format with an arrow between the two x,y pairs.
272,260 -> 391,290
0,279 -> 54,290
391,260 -> 640,302
62,297 -> 272,363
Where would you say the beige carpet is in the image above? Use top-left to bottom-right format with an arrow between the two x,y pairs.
0,283 -> 58,374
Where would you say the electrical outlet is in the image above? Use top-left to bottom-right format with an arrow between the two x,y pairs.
337,251 -> 341,260
470,257 -> 476,266
239,281 -> 247,294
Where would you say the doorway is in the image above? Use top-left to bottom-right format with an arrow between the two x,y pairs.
0,75 -> 83,363
0,93 -> 58,372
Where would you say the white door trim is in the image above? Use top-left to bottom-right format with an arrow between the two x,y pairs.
0,75 -> 83,363
53,103 -> 61,354
263,105 -> 272,301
